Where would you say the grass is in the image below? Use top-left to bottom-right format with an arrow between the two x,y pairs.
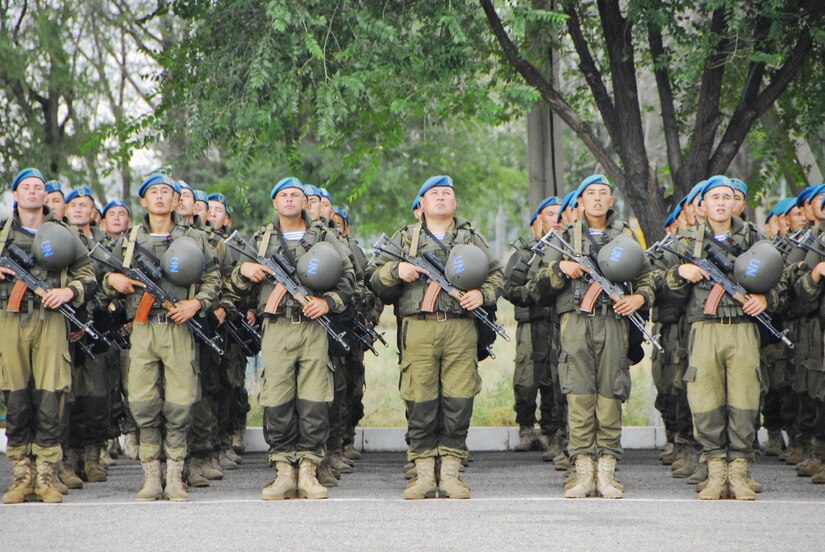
245,301 -> 657,428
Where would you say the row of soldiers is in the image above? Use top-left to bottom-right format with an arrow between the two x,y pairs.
1,169 -> 376,503
504,174 -> 825,500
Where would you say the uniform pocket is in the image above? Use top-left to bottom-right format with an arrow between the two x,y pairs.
0,352 -> 7,389
398,360 -> 413,401
683,365 -> 698,383
613,360 -> 632,401
557,352 -> 572,394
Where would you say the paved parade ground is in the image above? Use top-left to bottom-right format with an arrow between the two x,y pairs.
1,449 -> 823,551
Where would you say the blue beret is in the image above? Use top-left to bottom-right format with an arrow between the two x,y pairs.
193,190 -> 209,204
664,212 -> 677,228
530,196 -> 561,225
65,186 -> 95,204
418,175 -> 454,197
556,190 -> 577,222
411,196 -> 421,213
12,168 -> 45,191
319,187 -> 332,202
810,183 -> 825,204
45,180 -> 64,195
765,205 -> 776,223
730,178 -> 747,196
207,192 -> 231,216
177,180 -> 192,194
102,199 -> 130,217
700,175 -> 734,200
686,181 -> 707,205
271,177 -> 304,199
796,186 -> 818,207
776,197 -> 797,216
303,184 -> 321,198
332,206 -> 349,225
138,173 -> 175,198
576,174 -> 612,195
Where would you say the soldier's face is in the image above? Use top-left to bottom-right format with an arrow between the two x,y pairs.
580,184 -> 613,218
67,197 -> 95,226
140,184 -> 175,215
104,206 -> 130,235
692,196 -> 705,220
683,202 -> 695,226
178,189 -> 195,217
274,189 -> 304,217
332,213 -> 348,235
194,201 -> 209,219
766,217 -> 779,237
45,191 -> 66,219
777,215 -> 790,235
208,200 -> 228,228
422,187 -> 457,218
13,178 -> 47,210
320,198 -> 333,221
540,205 -> 562,233
803,199 -> 816,221
732,191 -> 746,217
306,195 -> 322,220
703,188 -> 734,223
788,206 -> 807,230
812,194 -> 825,221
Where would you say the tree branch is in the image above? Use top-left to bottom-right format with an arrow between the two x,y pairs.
479,0 -> 623,185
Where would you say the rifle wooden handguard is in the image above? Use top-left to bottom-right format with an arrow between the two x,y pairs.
579,282 -> 603,314
703,283 -> 725,316
135,293 -> 155,324
264,283 -> 288,315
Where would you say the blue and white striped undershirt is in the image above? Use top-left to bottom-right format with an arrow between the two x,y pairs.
282,230 -> 306,241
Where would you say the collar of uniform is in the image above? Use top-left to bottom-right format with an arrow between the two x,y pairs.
578,208 -> 618,233
140,211 -> 181,233
12,206 -> 56,228
269,209 -> 313,232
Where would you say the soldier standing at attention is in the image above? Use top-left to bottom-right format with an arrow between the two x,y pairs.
1,168 -> 96,504
533,175 -> 654,499
370,175 -> 503,500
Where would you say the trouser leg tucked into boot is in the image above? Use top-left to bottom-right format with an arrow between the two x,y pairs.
135,460 -> 163,502
565,455 -> 596,498
3,457 -> 34,504
297,458 -> 328,499
164,459 -> 188,502
728,458 -> 757,501
403,457 -> 437,500
698,458 -> 728,500
84,444 -> 108,483
596,455 -> 623,499
438,455 -> 470,499
262,461 -> 297,500
33,458 -> 63,504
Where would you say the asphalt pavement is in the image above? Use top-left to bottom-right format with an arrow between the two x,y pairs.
1,449 -> 823,551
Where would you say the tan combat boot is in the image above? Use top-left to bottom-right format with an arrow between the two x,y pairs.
165,459 -> 189,502
57,459 -> 83,490
553,452 -> 570,471
811,465 -> 825,484
3,457 -> 35,504
202,454 -> 224,481
297,458 -> 328,499
224,447 -> 243,465
514,426 -> 537,452
687,461 -> 708,485
135,460 -> 163,501
342,443 -> 362,460
728,458 -> 756,500
763,430 -> 784,456
99,446 -> 116,467
317,459 -> 338,488
659,441 -> 676,465
542,429 -> 563,462
698,458 -> 727,500
84,444 -> 108,483
438,455 -> 470,499
261,461 -> 298,500
672,448 -> 699,478
122,432 -> 139,460
403,457 -> 437,500
329,450 -> 354,474
565,455 -> 596,498
186,457 -> 210,488
796,456 -> 822,477
596,455 -> 623,499
218,450 -> 238,471
231,430 -> 245,455
33,458 -> 63,503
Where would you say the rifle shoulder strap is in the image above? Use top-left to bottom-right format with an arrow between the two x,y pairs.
408,222 -> 423,257
122,226 -> 142,269
0,216 -> 13,254
692,225 -> 705,259
573,219 -> 583,256
258,224 -> 274,258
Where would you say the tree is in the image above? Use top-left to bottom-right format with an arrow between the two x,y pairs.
480,0 -> 824,238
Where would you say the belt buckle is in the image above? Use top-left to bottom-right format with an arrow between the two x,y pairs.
291,313 -> 302,324
157,314 -> 168,325
436,311 -> 448,322
719,316 -> 732,327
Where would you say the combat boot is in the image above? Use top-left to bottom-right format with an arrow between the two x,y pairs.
763,430 -> 784,456
785,443 -> 807,465
329,450 -> 354,474
728,458 -> 756,500
33,458 -> 63,503
3,457 -> 34,504
99,447 -> 116,468
231,430 -> 245,455
687,462 -> 708,485
403,457 -> 437,500
317,458 -> 338,488
438,455 -> 470,499
698,458 -> 727,500
744,464 -> 762,493
107,438 -> 121,459
537,433 -> 551,452
224,447 -> 243,465
543,429 -> 563,461
202,454 -> 224,480
670,442 -> 688,471
57,459 -> 83,490
553,452 -> 570,471
796,456 -> 822,477
123,432 -> 139,460
659,441 -> 676,464
51,472 -> 69,495
135,460 -> 163,501
84,444 -> 108,483
811,465 -> 825,484
165,459 -> 189,502
514,425 -> 537,452
343,443 -> 362,460
672,448 -> 699,478
297,458 -> 328,499
262,461 -> 297,500
63,448 -> 84,487
186,457 -> 210,488
403,461 -> 417,480
218,450 -> 239,471
596,455 -> 623,499
565,455 -> 596,498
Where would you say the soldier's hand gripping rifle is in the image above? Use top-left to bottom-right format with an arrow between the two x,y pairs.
222,314 -> 262,357
372,234 -> 510,345
352,314 -> 387,356
88,242 -> 225,356
1,243 -> 110,359
223,231 -> 350,353
649,233 -> 793,349
532,230 -> 664,353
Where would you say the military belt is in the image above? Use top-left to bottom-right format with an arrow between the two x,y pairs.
268,313 -> 311,324
412,312 -> 466,321
703,316 -> 752,326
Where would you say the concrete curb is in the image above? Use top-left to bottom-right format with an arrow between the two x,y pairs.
0,426 -> 772,454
